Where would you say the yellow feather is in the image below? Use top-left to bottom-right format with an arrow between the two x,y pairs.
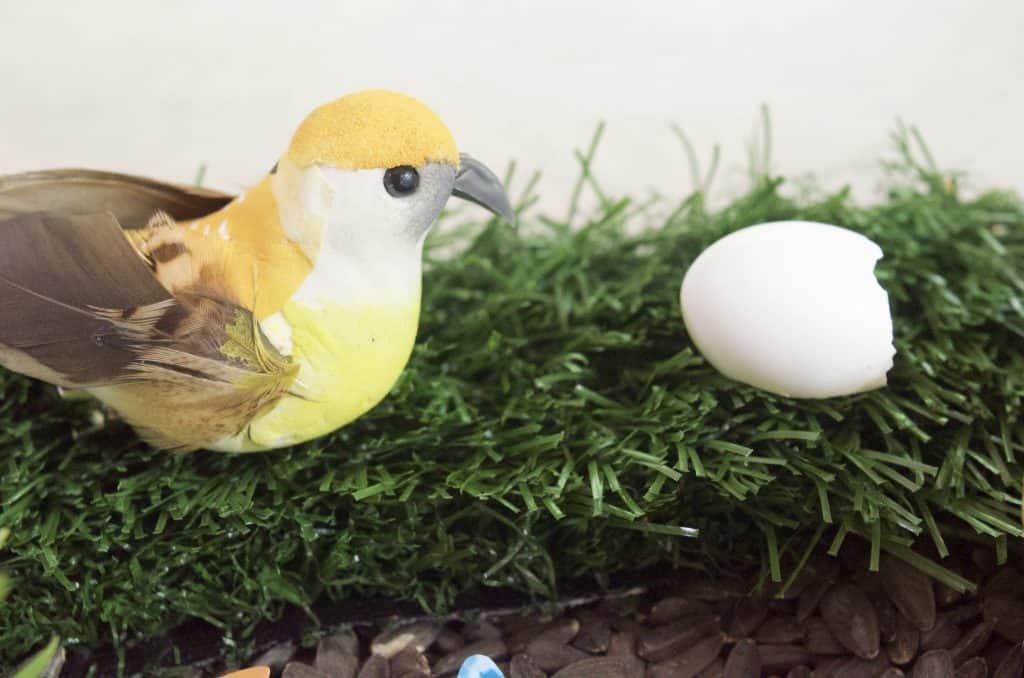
173,176 -> 312,318
286,90 -> 459,171
211,298 -> 420,451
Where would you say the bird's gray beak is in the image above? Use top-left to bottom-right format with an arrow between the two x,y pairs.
452,153 -> 515,224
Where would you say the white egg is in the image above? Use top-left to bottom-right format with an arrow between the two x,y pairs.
680,220 -> 895,399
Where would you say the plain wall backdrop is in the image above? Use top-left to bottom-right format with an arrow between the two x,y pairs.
1,1 -> 1021,217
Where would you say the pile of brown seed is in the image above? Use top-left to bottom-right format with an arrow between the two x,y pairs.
242,552 -> 1024,678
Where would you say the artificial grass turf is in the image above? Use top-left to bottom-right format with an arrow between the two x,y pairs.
1,126 -> 1022,668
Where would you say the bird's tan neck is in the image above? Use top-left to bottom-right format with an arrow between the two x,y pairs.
134,176 -> 313,319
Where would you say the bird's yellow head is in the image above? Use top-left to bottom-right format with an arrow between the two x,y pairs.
269,90 -> 512,268
285,90 -> 459,171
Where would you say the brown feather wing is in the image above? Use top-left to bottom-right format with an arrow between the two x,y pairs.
101,293 -> 298,450
0,212 -> 174,385
0,169 -> 232,229
0,166 -> 234,385
0,210 -> 297,449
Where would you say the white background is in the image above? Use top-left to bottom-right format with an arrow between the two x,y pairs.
2,1 -> 1021,216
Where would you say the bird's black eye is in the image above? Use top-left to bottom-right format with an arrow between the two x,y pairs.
383,165 -> 420,197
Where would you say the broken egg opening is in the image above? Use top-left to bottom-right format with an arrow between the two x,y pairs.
680,220 -> 896,399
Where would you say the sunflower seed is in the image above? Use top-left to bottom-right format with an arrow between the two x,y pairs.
551,657 -> 628,678
522,618 -> 580,653
605,597 -> 643,618
463,620 -> 503,641
821,584 -> 881,659
945,601 -> 982,627
372,622 -> 441,659
283,663 -> 325,678
882,556 -> 937,633
607,630 -> 644,678
982,594 -> 1024,643
505,617 -> 554,652
315,634 -> 359,678
921,615 -> 962,652
934,582 -> 963,610
770,599 -> 797,617
390,646 -> 429,677
723,639 -> 760,678
804,617 -> 846,655
728,599 -> 769,639
993,642 -> 1024,678
516,614 -> 581,655
757,644 -> 815,673
609,613 -> 645,637
873,593 -> 899,644
984,638 -> 1015,673
949,621 -> 995,666
648,597 -> 715,625
433,627 -> 465,654
767,571 -> 811,602
832,654 -> 892,678
983,567 -> 1021,598
813,656 -> 849,676
696,658 -> 725,678
607,629 -> 636,656
356,654 -> 390,678
879,670 -> 906,678
572,609 -> 610,654
681,579 -> 748,601
505,622 -> 554,654
501,613 -> 550,635
886,613 -> 921,666
323,630 -> 360,658
797,578 -> 831,623
855,571 -> 885,596
788,559 -> 838,601
953,656 -> 987,678
432,639 -> 508,676
509,653 -> 546,678
637,615 -> 719,663
756,616 -> 803,644
909,649 -> 954,678
526,642 -> 590,673
646,632 -> 724,678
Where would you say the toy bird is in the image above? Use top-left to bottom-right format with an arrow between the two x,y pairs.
0,90 -> 513,451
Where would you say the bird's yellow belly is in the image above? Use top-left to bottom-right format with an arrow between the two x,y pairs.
210,297 -> 421,452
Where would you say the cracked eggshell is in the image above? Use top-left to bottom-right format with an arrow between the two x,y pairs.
680,220 -> 895,399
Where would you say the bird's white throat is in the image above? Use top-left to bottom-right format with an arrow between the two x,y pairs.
271,158 -> 427,309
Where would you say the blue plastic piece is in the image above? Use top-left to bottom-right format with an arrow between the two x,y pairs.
457,653 -> 505,678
